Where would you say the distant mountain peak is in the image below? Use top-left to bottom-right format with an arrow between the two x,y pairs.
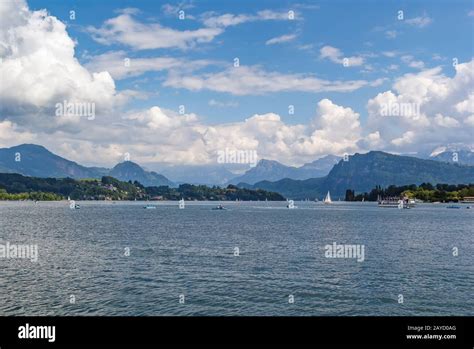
228,154 -> 341,185
0,144 -> 174,186
428,144 -> 474,166
0,143 -> 97,178
430,144 -> 474,157
110,160 -> 173,187
246,151 -> 474,200
10,143 -> 51,153
257,158 -> 283,165
255,159 -> 289,168
113,160 -> 142,169
430,146 -> 447,157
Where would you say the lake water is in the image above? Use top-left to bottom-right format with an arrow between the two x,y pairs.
0,201 -> 472,316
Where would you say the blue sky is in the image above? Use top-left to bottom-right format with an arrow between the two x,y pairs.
1,0 -> 473,168
25,0 -> 472,125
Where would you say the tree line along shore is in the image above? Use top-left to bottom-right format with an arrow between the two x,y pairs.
0,173 -> 284,201
0,173 -> 473,203
345,183 -> 474,203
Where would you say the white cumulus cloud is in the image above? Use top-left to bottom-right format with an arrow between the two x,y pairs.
164,65 -> 371,95
266,34 -> 297,45
319,45 -> 365,67
367,59 -> 474,152
87,11 -> 223,50
0,0 -> 126,131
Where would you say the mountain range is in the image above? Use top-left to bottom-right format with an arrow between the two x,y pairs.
0,144 -> 473,197
159,164 -> 237,186
429,146 -> 474,166
0,144 -> 341,186
109,161 -> 173,187
0,144 -> 173,187
240,151 -> 474,200
227,155 -> 340,185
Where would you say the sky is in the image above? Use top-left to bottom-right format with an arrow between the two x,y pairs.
0,0 -> 473,170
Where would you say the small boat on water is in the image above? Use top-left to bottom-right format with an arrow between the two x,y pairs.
378,195 -> 411,209
460,196 -> 474,204
212,204 -> 227,210
447,205 -> 461,209
323,191 -> 332,204
143,205 -> 157,209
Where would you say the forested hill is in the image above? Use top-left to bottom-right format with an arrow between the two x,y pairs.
0,173 -> 285,201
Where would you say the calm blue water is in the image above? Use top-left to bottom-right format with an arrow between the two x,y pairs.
0,201 -> 472,316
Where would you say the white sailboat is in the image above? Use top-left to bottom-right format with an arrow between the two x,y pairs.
323,191 -> 332,204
